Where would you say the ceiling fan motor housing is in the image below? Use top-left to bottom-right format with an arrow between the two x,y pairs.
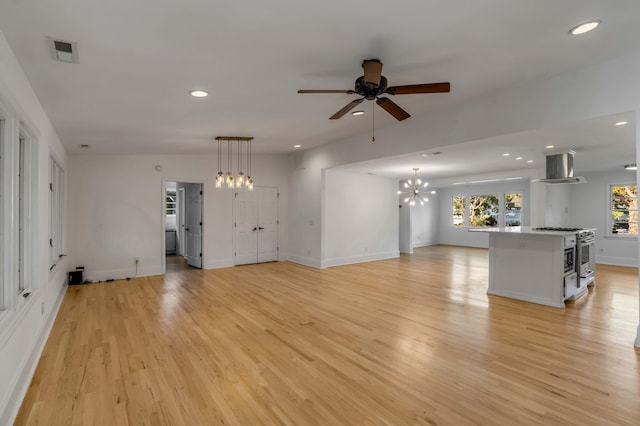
355,75 -> 388,100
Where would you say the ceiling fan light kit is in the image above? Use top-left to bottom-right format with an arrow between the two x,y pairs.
298,59 -> 451,122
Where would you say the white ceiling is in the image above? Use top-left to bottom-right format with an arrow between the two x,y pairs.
0,0 -> 639,176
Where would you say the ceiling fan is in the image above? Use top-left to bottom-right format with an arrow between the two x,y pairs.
298,59 -> 450,121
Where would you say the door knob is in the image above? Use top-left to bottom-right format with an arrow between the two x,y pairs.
252,227 -> 258,231
258,227 -> 264,230
185,228 -> 190,231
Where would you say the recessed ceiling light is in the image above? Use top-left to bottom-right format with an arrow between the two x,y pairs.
527,160 -> 534,163
569,20 -> 601,35
189,90 -> 208,98
624,164 -> 637,171
615,121 -> 628,126
421,151 -> 442,157
352,110 -> 365,116
545,145 -> 555,149
515,157 -> 523,160
502,153 -> 511,157
429,190 -> 437,194
293,144 -> 301,148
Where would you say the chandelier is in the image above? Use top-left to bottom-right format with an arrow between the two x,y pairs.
398,168 -> 429,206
215,136 -> 254,190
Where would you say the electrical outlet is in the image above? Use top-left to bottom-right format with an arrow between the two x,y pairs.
135,258 -> 139,265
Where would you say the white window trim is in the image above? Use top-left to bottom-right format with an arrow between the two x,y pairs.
606,182 -> 638,238
451,191 -> 525,229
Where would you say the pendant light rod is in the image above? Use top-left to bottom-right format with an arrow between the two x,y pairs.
215,136 -> 254,141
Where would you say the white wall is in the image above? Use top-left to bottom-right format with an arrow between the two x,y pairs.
411,196 -> 439,248
545,184 -> 571,227
398,182 -> 412,254
570,170 -> 638,267
323,170 -> 399,267
438,180 -> 530,247
0,29 -> 68,424
67,153 -> 289,281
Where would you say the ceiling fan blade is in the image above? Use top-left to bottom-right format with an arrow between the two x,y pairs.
376,97 -> 411,121
363,60 -> 383,86
298,90 -> 354,94
329,98 -> 364,120
386,82 -> 451,95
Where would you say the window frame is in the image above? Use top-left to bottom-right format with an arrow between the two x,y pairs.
49,156 -> 65,270
0,115 -> 39,315
451,191 -> 524,228
607,183 -> 638,238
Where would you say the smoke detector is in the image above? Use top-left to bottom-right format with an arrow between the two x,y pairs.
48,37 -> 79,64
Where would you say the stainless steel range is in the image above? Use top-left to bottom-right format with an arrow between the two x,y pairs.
577,229 -> 596,284
532,226 -> 597,300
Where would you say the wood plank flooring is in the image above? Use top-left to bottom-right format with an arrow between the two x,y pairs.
15,246 -> 640,425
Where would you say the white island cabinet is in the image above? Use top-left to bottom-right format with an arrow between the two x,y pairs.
471,227 -> 581,308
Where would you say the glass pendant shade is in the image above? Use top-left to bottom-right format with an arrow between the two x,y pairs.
215,137 -> 256,190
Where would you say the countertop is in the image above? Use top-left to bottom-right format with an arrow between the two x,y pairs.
468,226 -> 593,236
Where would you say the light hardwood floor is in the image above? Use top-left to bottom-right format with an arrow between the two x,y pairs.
16,246 -> 640,425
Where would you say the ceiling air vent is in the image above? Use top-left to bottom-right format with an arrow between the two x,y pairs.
48,37 -> 79,64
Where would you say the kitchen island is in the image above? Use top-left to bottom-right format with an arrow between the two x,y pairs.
471,226 -> 585,308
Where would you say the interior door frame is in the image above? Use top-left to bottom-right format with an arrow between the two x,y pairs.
233,185 -> 279,266
161,178 -> 205,273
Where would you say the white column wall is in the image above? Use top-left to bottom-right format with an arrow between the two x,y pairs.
322,170 -> 399,267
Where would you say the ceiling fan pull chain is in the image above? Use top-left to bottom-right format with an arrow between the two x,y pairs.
371,100 -> 375,143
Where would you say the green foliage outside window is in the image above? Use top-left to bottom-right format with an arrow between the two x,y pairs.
611,185 -> 637,235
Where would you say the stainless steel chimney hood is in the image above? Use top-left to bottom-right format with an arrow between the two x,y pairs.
532,150 -> 586,184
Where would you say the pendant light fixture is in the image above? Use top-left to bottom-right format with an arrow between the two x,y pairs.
246,139 -> 254,191
226,140 -> 233,188
215,136 -> 255,189
397,168 -> 429,206
215,138 -> 224,188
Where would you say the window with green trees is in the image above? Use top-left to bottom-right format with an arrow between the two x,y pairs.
469,195 -> 499,227
610,185 -> 637,235
452,193 -> 523,227
452,196 -> 465,226
505,193 -> 522,226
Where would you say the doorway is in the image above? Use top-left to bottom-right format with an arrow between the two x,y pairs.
234,186 -> 279,265
164,181 -> 203,272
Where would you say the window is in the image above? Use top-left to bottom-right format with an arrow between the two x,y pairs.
0,117 -> 38,311
166,189 -> 177,215
469,195 -> 499,227
452,196 -> 465,226
505,193 -> 522,227
50,157 -> 64,269
610,184 -> 637,235
451,192 -> 524,228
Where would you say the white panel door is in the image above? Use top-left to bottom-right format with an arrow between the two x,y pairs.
185,183 -> 203,268
234,190 -> 258,265
257,187 -> 278,263
234,187 -> 278,265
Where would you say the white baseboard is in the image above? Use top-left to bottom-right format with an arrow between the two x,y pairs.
0,282 -> 67,426
322,251 -> 400,268
412,240 -> 438,248
487,289 -> 565,309
288,255 -> 322,269
203,259 -> 234,269
438,239 -> 488,249
86,265 -> 163,282
595,255 -> 638,268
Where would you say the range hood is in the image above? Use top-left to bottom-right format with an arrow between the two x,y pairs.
532,150 -> 586,184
